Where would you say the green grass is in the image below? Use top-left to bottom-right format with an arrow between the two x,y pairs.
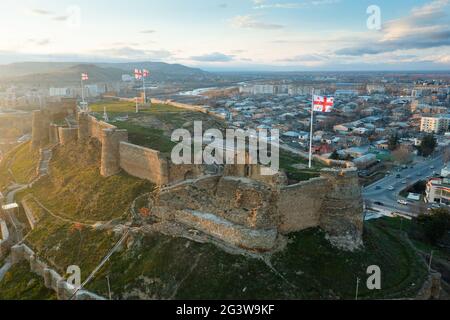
113,121 -> 176,154
89,100 -> 225,155
9,142 -> 39,184
16,139 -> 155,222
377,217 -> 450,261
24,214 -> 117,276
90,101 -> 185,114
0,142 -> 39,191
0,261 -> 56,300
86,219 -> 427,300
280,150 -> 323,182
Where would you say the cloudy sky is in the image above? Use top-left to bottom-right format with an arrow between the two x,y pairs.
0,0 -> 449,71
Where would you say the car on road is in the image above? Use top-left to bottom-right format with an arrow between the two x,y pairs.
375,186 -> 382,190
402,181 -> 407,184
388,186 -> 395,191
396,174 -> 401,178
397,200 -> 408,205
430,166 -> 435,169
374,201 -> 385,206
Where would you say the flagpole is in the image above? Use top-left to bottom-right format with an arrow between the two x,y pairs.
142,76 -> 146,105
81,78 -> 85,108
308,88 -> 315,169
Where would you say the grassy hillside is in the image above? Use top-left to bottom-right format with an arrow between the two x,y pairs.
0,262 -> 56,300
24,213 -> 118,276
86,219 -> 427,300
0,118 -> 429,300
0,140 -> 154,295
0,142 -> 39,191
16,140 -> 155,222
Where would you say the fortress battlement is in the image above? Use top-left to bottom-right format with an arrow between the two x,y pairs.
30,108 -> 364,252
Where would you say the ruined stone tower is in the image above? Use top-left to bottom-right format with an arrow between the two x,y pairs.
77,112 -> 90,143
319,168 -> 364,251
31,110 -> 50,149
100,128 -> 128,177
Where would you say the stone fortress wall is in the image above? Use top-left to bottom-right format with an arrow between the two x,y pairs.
0,218 -> 11,259
30,104 -> 365,252
10,244 -> 104,300
151,98 -> 226,120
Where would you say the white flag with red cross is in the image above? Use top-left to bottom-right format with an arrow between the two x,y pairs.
313,95 -> 334,113
134,69 -> 143,80
81,73 -> 89,81
143,69 -> 150,77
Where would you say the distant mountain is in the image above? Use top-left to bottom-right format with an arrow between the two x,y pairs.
0,61 -> 209,86
96,62 -> 207,77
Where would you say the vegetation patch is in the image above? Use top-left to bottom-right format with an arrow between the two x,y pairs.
0,142 -> 38,191
0,261 -> 56,300
89,101 -> 225,155
280,150 -> 323,183
86,219 -> 426,300
24,214 -> 117,277
17,140 -> 155,222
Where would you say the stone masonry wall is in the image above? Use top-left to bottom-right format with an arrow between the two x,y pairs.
119,142 -> 169,185
49,124 -> 60,145
10,244 -> 104,300
278,177 -> 328,233
58,127 -> 78,145
319,168 -> 364,251
101,129 -> 128,177
31,110 -> 50,149
87,115 -> 116,141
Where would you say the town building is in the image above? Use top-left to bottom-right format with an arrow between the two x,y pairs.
425,177 -> 450,205
420,115 -> 450,134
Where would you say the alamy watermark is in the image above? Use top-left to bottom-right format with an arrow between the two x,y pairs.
66,265 -> 81,288
171,121 -> 280,176
66,5 -> 82,30
367,5 -> 381,30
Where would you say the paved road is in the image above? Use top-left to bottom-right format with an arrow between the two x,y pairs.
363,153 -> 445,216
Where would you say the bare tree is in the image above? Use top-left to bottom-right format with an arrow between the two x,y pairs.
443,146 -> 450,164
392,145 -> 414,164
410,201 -> 428,216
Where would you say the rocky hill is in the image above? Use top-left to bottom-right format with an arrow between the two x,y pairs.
0,139 -> 430,300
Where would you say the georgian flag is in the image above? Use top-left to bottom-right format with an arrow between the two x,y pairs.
81,73 -> 89,81
143,69 -> 150,77
313,95 -> 334,113
134,69 -> 143,80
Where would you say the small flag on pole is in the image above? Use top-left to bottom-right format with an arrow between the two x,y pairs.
134,69 -> 143,80
143,69 -> 150,78
313,95 -> 334,113
81,73 -> 89,81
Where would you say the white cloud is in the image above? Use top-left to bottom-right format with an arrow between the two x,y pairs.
190,52 -> 235,62
230,15 -> 284,30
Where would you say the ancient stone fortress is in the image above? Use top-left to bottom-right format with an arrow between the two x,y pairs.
30,105 -> 364,253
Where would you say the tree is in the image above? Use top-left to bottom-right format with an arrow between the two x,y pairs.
418,134 -> 437,157
443,146 -> 450,164
388,134 -> 399,151
392,145 -> 413,164
329,150 -> 340,160
417,208 -> 450,244
411,201 -> 428,217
